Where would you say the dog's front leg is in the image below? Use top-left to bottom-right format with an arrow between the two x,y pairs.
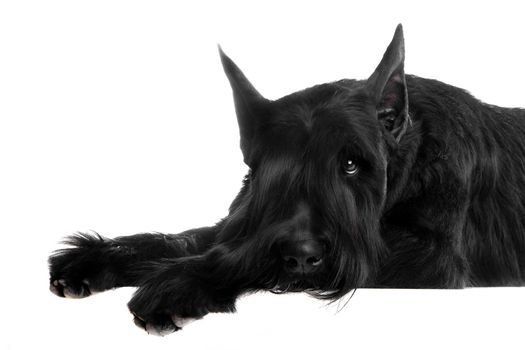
127,245 -> 252,335
48,226 -> 218,298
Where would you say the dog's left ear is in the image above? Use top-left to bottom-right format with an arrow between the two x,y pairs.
366,24 -> 410,142
219,46 -> 270,166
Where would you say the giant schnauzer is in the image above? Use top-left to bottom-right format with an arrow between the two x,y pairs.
49,24 -> 525,335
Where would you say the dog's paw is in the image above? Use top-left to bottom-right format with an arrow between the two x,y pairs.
48,233 -> 113,298
49,278 -> 93,298
128,291 -> 207,335
127,268 -> 236,335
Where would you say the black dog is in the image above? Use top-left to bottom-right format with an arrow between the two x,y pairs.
49,24 -> 525,335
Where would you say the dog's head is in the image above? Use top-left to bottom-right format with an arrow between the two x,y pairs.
217,25 -> 409,298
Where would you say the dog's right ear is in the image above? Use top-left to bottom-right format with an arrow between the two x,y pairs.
219,46 -> 270,166
366,24 -> 410,143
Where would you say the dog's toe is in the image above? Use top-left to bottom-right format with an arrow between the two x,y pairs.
132,314 -> 147,330
131,313 -> 179,336
49,279 -> 65,297
171,315 -> 198,328
145,322 -> 177,337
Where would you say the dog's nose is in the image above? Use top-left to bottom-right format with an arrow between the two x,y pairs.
281,239 -> 324,275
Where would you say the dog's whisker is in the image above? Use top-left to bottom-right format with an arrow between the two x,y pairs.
335,289 -> 357,313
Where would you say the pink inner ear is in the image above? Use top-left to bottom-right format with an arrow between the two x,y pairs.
380,71 -> 404,108
390,72 -> 402,83
382,92 -> 399,108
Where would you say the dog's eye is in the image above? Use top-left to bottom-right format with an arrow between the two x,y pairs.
343,160 -> 358,176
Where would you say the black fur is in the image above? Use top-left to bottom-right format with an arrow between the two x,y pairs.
49,24 -> 525,335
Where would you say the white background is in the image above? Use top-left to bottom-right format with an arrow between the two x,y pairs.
1,1 -> 525,349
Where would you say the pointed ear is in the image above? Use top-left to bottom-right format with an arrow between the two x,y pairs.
219,46 -> 269,165
366,24 -> 410,142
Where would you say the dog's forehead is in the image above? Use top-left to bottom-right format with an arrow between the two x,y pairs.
261,81 -> 379,155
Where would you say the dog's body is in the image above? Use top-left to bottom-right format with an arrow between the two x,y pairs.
49,25 -> 525,335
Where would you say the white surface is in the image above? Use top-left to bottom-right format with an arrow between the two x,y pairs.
1,1 -> 524,349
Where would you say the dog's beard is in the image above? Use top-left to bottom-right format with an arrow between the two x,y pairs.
255,250 -> 363,300
266,268 -> 358,301
269,271 -> 327,294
